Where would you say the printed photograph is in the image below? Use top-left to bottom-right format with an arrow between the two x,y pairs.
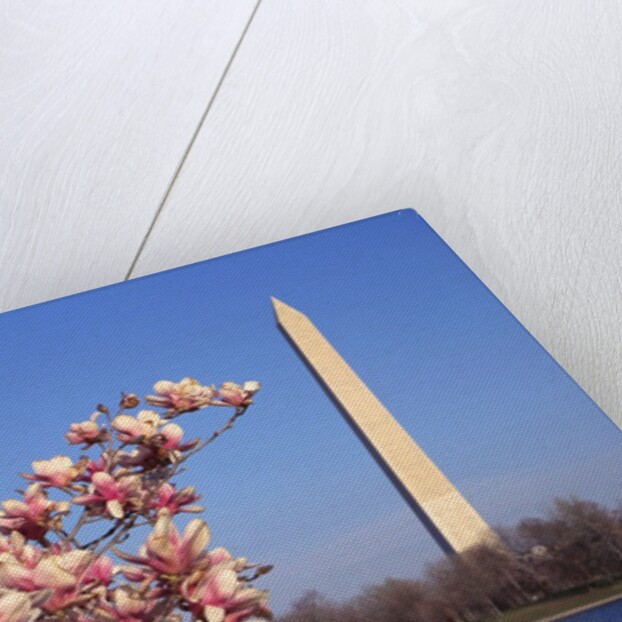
0,210 -> 620,622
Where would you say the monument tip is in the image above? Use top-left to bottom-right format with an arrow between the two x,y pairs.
270,297 -> 305,323
270,296 -> 285,313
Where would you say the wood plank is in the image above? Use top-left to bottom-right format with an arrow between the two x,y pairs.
133,0 -> 622,424
0,0 -> 257,312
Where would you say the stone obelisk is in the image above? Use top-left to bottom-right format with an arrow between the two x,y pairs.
272,297 -> 500,554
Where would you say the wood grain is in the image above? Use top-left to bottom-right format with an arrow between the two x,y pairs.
0,0 -> 257,312
132,0 -> 622,424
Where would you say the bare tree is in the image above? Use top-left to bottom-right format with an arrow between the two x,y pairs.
277,496 -> 622,622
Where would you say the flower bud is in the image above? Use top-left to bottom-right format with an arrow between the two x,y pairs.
120,393 -> 140,409
243,381 -> 261,395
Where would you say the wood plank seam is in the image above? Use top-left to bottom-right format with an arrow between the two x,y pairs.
124,0 -> 265,281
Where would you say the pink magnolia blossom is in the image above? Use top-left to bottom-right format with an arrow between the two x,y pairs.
115,446 -> 153,469
159,422 -> 199,453
0,484 -> 69,540
205,548 -> 257,573
0,589 -> 49,622
0,532 -> 43,588
0,532 -> 93,612
82,555 -> 115,586
23,456 -> 86,488
82,454 -> 111,479
35,550 -> 94,612
146,378 -> 215,412
153,423 -> 200,466
0,374 -> 270,620
181,560 -> 270,622
151,483 -> 203,515
214,382 -> 261,408
73,472 -> 146,519
111,411 -> 163,444
115,420 -> 199,470
117,511 -> 210,577
0,544 -> 84,593
93,587 -> 167,622
65,413 -> 108,447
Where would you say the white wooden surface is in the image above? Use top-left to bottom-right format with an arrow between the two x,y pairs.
0,0 -> 257,310
1,1 -> 621,425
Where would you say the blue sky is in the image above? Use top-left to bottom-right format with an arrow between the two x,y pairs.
0,210 -> 621,613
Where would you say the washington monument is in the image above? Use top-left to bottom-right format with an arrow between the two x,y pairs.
272,297 -> 501,555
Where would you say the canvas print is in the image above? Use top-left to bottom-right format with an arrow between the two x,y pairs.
0,209 -> 621,622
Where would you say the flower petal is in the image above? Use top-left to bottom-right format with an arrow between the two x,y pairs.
181,519 -> 210,562
32,559 -> 76,590
160,423 -> 183,448
106,500 -> 124,519
203,605 -> 225,622
92,472 -> 117,496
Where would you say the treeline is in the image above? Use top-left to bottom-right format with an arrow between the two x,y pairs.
278,497 -> 622,622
